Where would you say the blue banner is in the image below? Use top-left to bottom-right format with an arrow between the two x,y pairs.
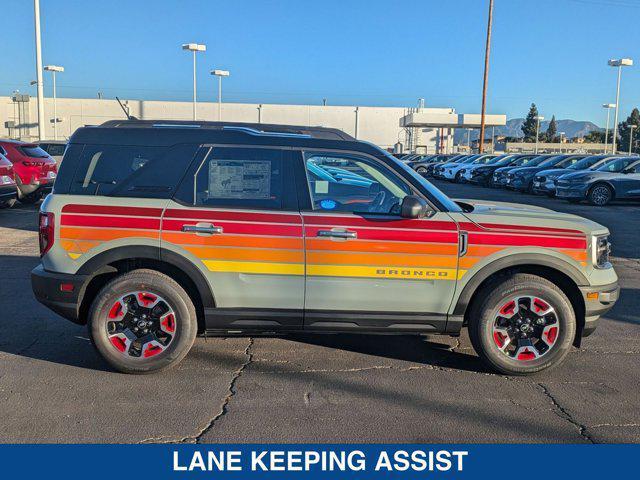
0,444 -> 636,479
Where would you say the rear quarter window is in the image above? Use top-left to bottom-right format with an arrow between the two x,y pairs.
66,143 -> 198,198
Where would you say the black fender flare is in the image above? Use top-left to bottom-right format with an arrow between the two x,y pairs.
451,253 -> 589,317
76,245 -> 215,309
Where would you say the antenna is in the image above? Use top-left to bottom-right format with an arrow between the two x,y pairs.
115,97 -> 137,120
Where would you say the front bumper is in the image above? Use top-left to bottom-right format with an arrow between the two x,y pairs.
579,281 -> 620,337
31,264 -> 89,324
532,179 -> 556,195
556,183 -> 589,199
0,184 -> 17,202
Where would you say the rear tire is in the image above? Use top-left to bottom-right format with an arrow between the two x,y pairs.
18,194 -> 40,204
468,273 -> 575,376
88,269 -> 197,374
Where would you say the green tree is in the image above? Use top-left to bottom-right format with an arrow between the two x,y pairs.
584,130 -> 605,143
617,108 -> 640,154
521,103 -> 539,142
545,115 -> 558,142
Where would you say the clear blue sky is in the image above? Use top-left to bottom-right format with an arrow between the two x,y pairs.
2,0 -> 640,125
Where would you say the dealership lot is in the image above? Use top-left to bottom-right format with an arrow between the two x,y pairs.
0,181 -> 638,444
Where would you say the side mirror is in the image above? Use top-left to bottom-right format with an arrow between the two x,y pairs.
400,195 -> 428,219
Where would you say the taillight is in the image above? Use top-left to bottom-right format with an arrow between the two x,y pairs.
39,212 -> 55,256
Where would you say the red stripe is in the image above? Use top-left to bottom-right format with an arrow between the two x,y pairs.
61,215 -> 161,230
162,219 -> 302,237
459,221 -> 585,237
304,215 -> 457,231
164,209 -> 301,224
61,204 -> 163,217
304,226 -> 458,244
469,232 -> 586,249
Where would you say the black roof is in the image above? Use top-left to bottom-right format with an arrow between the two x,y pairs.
99,120 -> 355,140
69,119 -> 379,155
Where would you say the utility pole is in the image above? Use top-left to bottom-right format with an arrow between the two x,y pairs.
34,0 -> 45,140
478,0 -> 494,154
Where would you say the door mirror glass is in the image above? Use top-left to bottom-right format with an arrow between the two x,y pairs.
400,195 -> 428,219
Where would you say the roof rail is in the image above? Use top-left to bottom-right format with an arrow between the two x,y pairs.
222,126 -> 312,138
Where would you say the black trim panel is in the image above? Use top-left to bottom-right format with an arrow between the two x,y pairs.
205,308 -> 303,331
304,309 -> 447,333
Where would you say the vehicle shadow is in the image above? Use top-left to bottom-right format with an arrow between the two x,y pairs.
0,203 -> 40,232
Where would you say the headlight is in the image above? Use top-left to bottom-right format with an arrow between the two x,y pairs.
592,234 -> 611,269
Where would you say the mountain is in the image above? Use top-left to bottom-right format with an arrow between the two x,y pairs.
453,118 -> 603,144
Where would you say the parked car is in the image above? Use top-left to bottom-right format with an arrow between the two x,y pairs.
435,154 -> 480,179
491,154 -> 542,187
0,152 -> 17,208
532,155 -> 618,196
556,156 -> 640,205
462,154 -> 517,186
32,119 -> 619,376
411,154 -> 461,175
442,154 -> 498,182
456,154 -> 507,184
35,140 -> 67,165
505,155 -> 588,193
423,155 -> 468,177
0,140 -> 58,204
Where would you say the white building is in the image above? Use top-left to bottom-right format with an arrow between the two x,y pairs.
1,95 -> 505,153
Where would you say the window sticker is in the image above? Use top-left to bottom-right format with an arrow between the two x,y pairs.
320,199 -> 337,210
208,160 -> 271,199
315,180 -> 329,194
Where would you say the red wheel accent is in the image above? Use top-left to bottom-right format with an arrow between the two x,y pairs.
110,336 -> 127,352
137,292 -> 157,307
533,298 -> 549,313
143,344 -> 163,358
499,300 -> 516,316
493,331 -> 508,348
516,349 -> 537,361
108,301 -> 123,319
161,313 -> 176,333
544,326 -> 558,344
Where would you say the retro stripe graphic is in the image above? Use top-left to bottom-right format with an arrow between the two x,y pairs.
58,206 -> 588,279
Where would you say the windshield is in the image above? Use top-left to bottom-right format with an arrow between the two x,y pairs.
474,155 -> 499,165
382,152 -> 462,212
536,155 -> 565,168
568,156 -> 605,170
596,157 -> 639,172
493,155 -> 515,166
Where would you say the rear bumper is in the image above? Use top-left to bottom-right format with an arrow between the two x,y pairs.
31,264 -> 89,324
579,281 -> 620,337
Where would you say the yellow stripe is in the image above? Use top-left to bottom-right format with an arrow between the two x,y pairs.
203,260 -> 304,275
307,264 -> 465,280
68,253 -> 81,260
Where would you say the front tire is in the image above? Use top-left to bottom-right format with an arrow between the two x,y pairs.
88,269 -> 197,374
588,183 -> 613,206
468,273 -> 576,375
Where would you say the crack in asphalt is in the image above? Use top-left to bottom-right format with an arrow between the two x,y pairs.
189,337 -> 254,444
138,337 -> 255,445
537,382 -> 595,443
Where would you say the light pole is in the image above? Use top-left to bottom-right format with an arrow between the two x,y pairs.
559,131 -> 565,151
608,58 -> 633,153
602,103 -> 616,153
44,65 -> 64,140
182,43 -> 206,120
33,0 -> 45,140
211,70 -> 230,121
534,115 -> 544,154
629,125 -> 637,156
478,0 -> 494,154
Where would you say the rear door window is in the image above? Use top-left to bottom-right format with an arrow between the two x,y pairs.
68,144 -> 198,198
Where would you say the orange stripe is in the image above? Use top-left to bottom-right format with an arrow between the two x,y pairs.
60,239 -> 101,253
305,238 -> 458,255
184,246 -> 304,263
307,251 -> 458,268
60,227 -> 158,241
558,249 -> 587,262
161,232 -> 303,249
466,245 -> 505,257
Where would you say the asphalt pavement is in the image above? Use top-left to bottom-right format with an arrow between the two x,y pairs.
0,181 -> 638,443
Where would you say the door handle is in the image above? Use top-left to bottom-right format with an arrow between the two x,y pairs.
182,223 -> 224,235
317,229 -> 357,239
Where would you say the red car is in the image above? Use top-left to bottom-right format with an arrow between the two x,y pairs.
0,152 -> 17,208
0,140 -> 58,204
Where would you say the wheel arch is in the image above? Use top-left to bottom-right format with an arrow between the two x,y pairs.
76,246 -> 214,332
451,254 -> 587,346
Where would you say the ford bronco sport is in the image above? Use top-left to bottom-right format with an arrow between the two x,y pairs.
31,120 -> 619,375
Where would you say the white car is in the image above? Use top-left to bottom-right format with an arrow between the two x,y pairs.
443,154 -> 497,181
